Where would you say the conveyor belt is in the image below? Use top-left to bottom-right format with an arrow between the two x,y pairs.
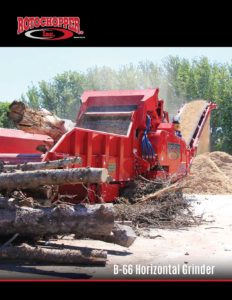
179,100 -> 208,146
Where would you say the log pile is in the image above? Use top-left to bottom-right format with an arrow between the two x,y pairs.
0,197 -> 136,247
0,160 -> 136,266
0,197 -> 136,265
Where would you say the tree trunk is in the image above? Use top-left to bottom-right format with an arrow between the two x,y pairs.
3,156 -> 82,172
0,243 -> 107,266
0,167 -> 109,190
0,203 -> 114,237
8,101 -> 75,141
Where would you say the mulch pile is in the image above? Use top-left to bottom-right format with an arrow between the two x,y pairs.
183,151 -> 232,194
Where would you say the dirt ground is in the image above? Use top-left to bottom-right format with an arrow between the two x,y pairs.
0,194 -> 232,280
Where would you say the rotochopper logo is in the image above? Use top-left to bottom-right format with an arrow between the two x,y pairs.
17,16 -> 84,40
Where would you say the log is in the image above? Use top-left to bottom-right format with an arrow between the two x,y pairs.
0,197 -> 136,247
0,167 -> 109,190
0,203 -> 114,237
111,224 -> 136,247
3,156 -> 82,172
76,224 -> 137,248
0,243 -> 107,266
8,101 -> 75,141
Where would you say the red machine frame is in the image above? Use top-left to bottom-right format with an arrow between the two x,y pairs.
43,88 -> 216,203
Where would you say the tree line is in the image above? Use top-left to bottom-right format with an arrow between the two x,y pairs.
0,56 -> 231,153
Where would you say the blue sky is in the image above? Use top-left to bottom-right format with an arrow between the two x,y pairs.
1,47 -> 232,102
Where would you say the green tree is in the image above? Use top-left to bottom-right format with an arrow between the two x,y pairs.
84,66 -> 118,90
163,56 -> 232,153
116,64 -> 139,89
137,61 -> 162,89
0,102 -> 14,128
22,71 -> 85,121
21,85 -> 40,109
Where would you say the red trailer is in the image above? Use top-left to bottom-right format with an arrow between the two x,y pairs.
0,128 -> 53,164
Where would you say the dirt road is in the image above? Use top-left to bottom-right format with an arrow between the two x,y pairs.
1,194 -> 232,280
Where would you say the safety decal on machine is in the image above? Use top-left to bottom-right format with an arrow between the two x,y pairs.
168,143 -> 181,160
108,163 -> 116,174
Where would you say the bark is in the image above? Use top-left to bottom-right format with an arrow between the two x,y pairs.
3,156 -> 82,172
0,203 -> 114,237
0,167 -> 109,190
8,101 -> 75,141
0,243 -> 107,266
0,198 -> 136,247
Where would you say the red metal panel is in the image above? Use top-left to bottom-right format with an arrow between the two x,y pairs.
118,138 -> 124,181
0,128 -> 53,163
86,132 -> 93,166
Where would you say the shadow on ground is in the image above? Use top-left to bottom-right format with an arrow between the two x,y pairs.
0,263 -> 93,279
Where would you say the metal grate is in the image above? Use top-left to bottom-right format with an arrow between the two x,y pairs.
86,105 -> 138,112
77,114 -> 131,135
